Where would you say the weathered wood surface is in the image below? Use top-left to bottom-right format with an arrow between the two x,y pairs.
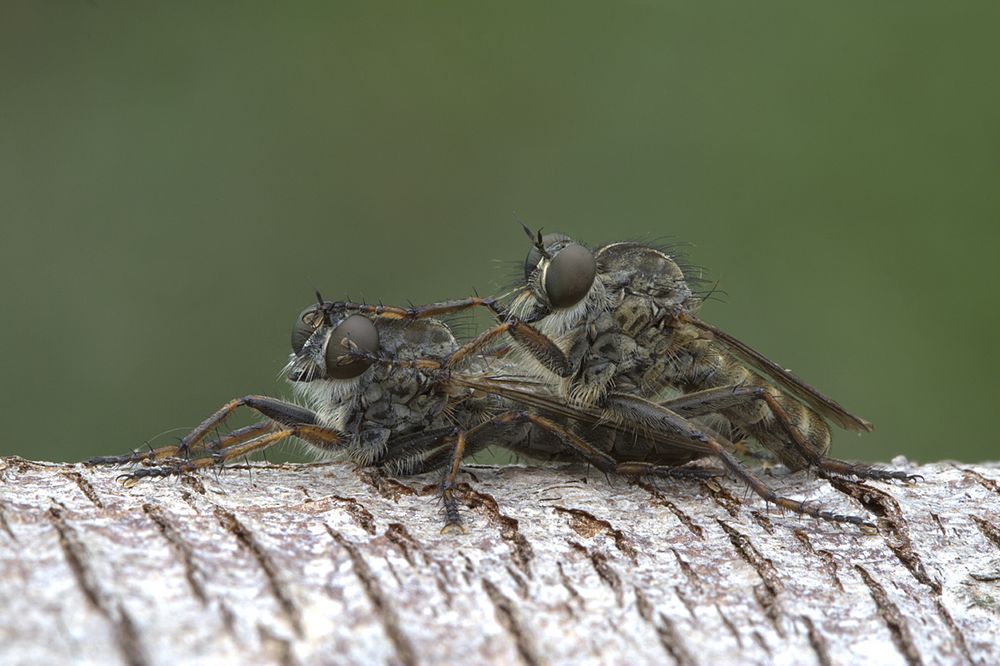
0,456 -> 998,666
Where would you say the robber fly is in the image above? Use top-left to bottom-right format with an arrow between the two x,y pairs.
507,231 -> 916,477
386,229 -> 915,529
86,297 -> 713,531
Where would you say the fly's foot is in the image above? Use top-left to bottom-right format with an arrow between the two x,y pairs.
115,466 -> 175,488
760,489 -> 878,532
439,521 -> 467,536
820,460 -> 924,485
114,454 -> 216,488
805,503 -> 877,532
439,484 -> 467,535
85,444 -> 179,468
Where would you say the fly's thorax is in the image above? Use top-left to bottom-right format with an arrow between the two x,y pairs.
612,292 -> 657,338
342,371 -> 455,469
569,312 -> 643,406
532,242 -> 699,404
353,318 -> 458,429
379,317 -> 457,360
596,242 -> 695,314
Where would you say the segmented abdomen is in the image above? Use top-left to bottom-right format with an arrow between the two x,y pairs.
671,332 -> 831,470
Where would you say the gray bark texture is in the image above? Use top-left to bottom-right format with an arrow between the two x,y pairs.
1,456 -> 998,666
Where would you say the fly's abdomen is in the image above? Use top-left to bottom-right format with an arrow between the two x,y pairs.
744,391 -> 832,470
682,343 -> 832,470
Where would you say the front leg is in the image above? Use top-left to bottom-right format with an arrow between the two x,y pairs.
117,422 -> 344,486
85,421 -> 279,467
332,296 -> 504,321
166,395 -> 323,458
334,320 -> 574,378
86,396 -> 346,474
445,319 -> 574,377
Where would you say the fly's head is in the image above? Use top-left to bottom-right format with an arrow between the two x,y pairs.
510,228 -> 609,336
286,302 -> 380,403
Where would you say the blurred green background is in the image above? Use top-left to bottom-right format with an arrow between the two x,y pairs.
1,3 -> 997,464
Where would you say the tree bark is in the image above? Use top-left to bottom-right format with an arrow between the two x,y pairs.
1,456 -> 998,666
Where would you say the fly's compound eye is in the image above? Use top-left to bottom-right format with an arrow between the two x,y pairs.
325,314 -> 379,379
524,232 -> 572,282
291,307 -> 325,354
544,243 -> 596,308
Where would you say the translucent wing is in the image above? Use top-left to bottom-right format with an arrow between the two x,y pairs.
687,316 -> 874,432
453,375 -> 714,455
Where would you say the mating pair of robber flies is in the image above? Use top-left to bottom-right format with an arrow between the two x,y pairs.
87,229 -> 915,531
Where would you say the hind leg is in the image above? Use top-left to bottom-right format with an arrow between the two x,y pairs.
659,385 -> 917,482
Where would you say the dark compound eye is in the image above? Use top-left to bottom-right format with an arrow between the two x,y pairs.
544,243 -> 596,308
523,232 -> 572,282
291,307 -> 324,354
324,314 -> 379,379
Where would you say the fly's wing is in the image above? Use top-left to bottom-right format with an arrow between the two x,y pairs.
453,375 -> 713,456
687,316 -> 874,432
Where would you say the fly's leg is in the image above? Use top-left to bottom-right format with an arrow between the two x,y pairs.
340,296 -> 504,321
660,386 -> 777,417
658,388 -> 778,462
88,396 -> 346,483
86,421 -> 278,467
335,297 -> 573,374
333,318 -> 572,378
406,422 -> 505,534
161,395 -> 324,459
439,430 -> 468,534
661,385 -> 918,482
118,422 -> 343,486
459,410 -> 720,487
444,318 -> 573,375
605,393 -> 877,530
119,429 -> 295,486
430,410 -> 718,533
332,345 -> 446,374
816,458 -> 922,483
117,423 -> 342,487
371,423 -> 496,534
511,412 -> 717,482
370,426 -> 476,533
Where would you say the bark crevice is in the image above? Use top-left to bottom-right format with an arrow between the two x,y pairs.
1,457 -> 997,665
